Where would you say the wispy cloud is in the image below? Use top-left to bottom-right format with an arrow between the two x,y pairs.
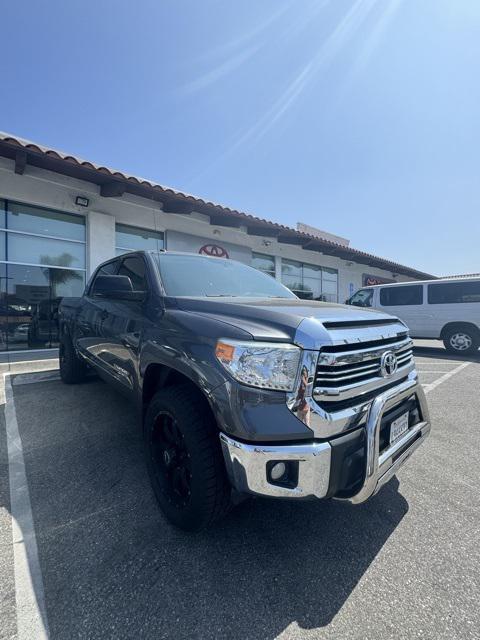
179,1 -> 293,95
196,1 -> 294,63
332,0 -> 404,110
278,0 -> 331,44
348,0 -> 403,78
186,0 -> 394,187
227,0 -> 378,150
180,43 -> 262,94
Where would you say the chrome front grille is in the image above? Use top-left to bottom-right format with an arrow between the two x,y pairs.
313,322 -> 415,403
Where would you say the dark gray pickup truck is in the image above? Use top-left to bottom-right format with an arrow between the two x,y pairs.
59,250 -> 431,530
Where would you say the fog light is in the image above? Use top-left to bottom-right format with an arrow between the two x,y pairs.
270,462 -> 286,481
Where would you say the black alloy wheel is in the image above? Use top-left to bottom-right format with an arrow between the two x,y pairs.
150,411 -> 192,508
144,384 -> 231,531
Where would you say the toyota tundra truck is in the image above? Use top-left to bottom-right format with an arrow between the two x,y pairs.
59,250 -> 431,531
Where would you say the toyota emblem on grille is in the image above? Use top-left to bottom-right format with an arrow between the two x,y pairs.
380,351 -> 398,377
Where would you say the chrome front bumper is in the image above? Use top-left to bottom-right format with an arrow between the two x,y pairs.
220,376 -> 431,503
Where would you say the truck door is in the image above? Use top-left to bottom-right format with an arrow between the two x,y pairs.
74,258 -> 121,376
95,255 -> 150,392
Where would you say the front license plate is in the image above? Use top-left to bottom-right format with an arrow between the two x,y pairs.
390,411 -> 409,445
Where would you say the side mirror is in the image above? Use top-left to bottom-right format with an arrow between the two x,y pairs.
92,275 -> 145,301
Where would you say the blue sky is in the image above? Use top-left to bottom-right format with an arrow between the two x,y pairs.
1,0 -> 479,276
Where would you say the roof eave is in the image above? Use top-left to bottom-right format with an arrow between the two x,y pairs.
0,134 -> 435,280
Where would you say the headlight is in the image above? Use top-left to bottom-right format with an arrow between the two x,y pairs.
215,339 -> 301,391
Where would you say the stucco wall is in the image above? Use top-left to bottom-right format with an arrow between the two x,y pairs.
0,156 -> 414,302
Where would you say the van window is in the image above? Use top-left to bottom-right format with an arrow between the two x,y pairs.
428,281 -> 480,304
380,285 -> 423,306
349,289 -> 373,307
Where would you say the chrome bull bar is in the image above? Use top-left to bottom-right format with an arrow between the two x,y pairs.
338,373 -> 431,504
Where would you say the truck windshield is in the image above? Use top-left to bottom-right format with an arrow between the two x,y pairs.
155,253 -> 297,299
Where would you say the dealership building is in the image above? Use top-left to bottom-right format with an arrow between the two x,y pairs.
0,132 -> 433,354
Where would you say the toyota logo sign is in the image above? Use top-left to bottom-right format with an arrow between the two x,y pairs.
199,244 -> 229,258
380,351 -> 398,377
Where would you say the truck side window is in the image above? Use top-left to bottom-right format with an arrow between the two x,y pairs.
118,256 -> 148,291
380,285 -> 423,306
97,262 -> 118,276
349,289 -> 373,307
428,281 -> 480,304
89,260 -> 119,296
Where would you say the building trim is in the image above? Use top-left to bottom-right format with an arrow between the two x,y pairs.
0,132 -> 435,281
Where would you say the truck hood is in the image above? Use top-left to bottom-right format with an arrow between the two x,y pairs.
173,297 -> 400,344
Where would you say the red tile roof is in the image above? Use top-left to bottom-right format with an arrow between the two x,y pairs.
0,132 -> 435,280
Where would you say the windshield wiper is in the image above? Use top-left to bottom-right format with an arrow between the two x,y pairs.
205,294 -> 238,297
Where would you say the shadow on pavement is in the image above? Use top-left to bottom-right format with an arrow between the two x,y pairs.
11,376 -> 409,640
413,344 -> 480,363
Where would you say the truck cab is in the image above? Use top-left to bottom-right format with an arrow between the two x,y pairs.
59,251 -> 431,531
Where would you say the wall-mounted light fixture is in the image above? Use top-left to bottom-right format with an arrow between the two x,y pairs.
75,196 -> 89,207
391,273 -> 399,278
262,239 -> 272,247
212,228 -> 221,235
345,261 -> 353,267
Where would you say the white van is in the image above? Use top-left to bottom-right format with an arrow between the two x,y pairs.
346,277 -> 480,355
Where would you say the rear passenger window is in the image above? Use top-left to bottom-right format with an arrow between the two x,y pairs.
118,256 -> 148,291
428,281 -> 480,304
380,285 -> 423,306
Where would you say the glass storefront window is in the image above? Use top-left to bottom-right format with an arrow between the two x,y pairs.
321,267 -> 338,302
281,259 -> 302,279
6,202 -> 85,241
8,233 -> 85,269
0,232 -> 5,261
0,199 -> 5,229
303,263 -> 321,279
282,259 -> 307,297
0,199 -> 86,351
252,252 -> 275,277
0,263 -> 7,351
281,259 -> 338,302
1,264 -> 85,351
115,224 -> 164,255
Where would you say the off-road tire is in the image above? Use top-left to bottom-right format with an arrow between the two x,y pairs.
144,384 -> 231,531
59,334 -> 88,384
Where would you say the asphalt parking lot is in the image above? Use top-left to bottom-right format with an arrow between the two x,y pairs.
1,342 -> 480,640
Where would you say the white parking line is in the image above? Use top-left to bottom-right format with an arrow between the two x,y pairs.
418,370 -> 454,374
415,361 -> 461,365
423,362 -> 471,395
3,373 -> 49,640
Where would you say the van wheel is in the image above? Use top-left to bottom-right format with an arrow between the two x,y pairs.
144,384 -> 231,531
443,326 -> 479,355
59,334 -> 88,383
